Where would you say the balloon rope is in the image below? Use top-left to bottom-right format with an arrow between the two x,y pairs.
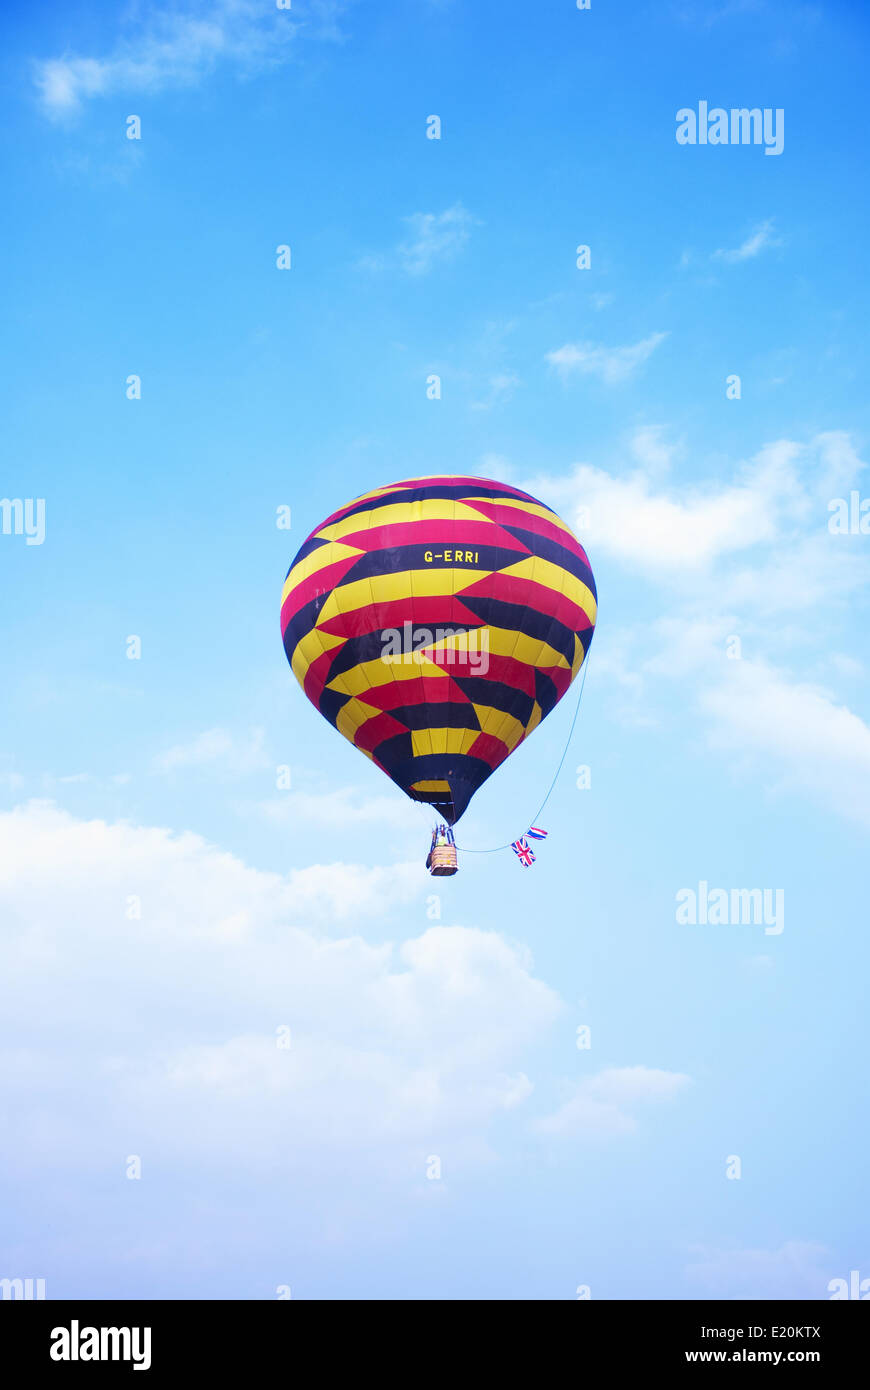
454,654 -> 592,854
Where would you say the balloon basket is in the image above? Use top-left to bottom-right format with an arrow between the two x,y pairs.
428,844 -> 458,876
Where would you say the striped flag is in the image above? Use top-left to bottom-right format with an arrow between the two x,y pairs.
526,826 -> 548,841
511,837 -> 536,867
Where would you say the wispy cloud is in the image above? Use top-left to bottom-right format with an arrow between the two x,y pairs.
594,608 -> 870,828
470,371 -> 522,411
398,203 -> 478,276
613,606 -> 870,829
713,219 -> 782,263
546,332 -> 668,385
33,0 -> 344,116
534,1066 -> 691,1139
630,425 -> 678,474
685,1241 -> 831,1299
358,202 -> 479,277
255,784 -> 413,830
701,658 -> 870,827
153,727 -> 268,776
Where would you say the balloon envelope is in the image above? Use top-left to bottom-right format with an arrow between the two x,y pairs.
280,475 -> 596,823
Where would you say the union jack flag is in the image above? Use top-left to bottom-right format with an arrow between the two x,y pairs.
511,836 -> 536,867
526,826 -> 548,841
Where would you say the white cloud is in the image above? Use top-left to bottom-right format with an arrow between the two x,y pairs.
0,799 -> 421,931
630,425 -> 677,474
534,1066 -> 691,1138
153,726 -> 268,775
605,612 -> 870,826
0,802 -> 559,1182
525,434 -> 866,577
522,428 -> 869,827
471,371 -> 522,411
358,203 -> 478,277
743,953 -> 775,973
546,332 -> 667,385
398,203 -> 477,276
33,0 -> 342,116
725,534 -> 870,615
530,462 -> 775,570
713,219 -> 782,263
701,659 -> 870,825
583,633 -> 658,728
685,1241 -> 830,1299
256,784 -> 418,831
477,453 -> 514,481
284,859 -> 424,921
812,429 -> 866,498
830,653 -> 863,678
642,616 -> 736,678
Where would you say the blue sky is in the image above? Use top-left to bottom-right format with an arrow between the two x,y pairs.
1,0 -> 868,1300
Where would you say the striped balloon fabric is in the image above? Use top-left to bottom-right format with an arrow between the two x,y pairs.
280,475 -> 597,824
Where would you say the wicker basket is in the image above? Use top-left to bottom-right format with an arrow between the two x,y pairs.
429,844 -> 458,876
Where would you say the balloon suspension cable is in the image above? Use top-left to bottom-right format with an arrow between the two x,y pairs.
454,653 -> 592,854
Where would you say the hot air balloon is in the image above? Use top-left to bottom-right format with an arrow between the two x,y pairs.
280,475 -> 596,873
